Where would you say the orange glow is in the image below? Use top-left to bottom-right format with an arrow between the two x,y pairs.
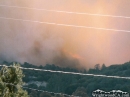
62,49 -> 84,61
0,0 -> 130,68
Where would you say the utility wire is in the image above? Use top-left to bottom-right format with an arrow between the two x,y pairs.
23,87 -> 79,97
0,5 -> 130,19
3,82 -> 78,97
0,17 -> 130,33
0,65 -> 130,80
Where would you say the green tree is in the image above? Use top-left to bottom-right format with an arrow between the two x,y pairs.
29,90 -> 38,97
94,64 -> 100,70
73,87 -> 88,97
0,63 -> 29,97
40,92 -> 51,97
101,64 -> 106,70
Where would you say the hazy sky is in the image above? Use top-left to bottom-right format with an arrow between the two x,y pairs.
0,0 -> 130,69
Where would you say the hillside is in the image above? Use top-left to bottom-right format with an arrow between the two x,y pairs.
2,61 -> 130,97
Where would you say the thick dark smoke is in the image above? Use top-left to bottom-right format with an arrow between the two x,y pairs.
0,0 -> 130,69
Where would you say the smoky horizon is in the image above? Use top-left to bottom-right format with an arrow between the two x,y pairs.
0,0 -> 130,69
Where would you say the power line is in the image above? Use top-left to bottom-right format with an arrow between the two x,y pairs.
0,5 -> 130,19
0,65 -> 130,80
23,87 -> 79,97
0,16 -> 130,33
3,82 -> 78,97
19,67 -> 130,80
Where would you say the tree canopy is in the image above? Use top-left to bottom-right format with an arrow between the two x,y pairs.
0,63 -> 29,97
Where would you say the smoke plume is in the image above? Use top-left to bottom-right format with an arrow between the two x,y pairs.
0,0 -> 130,69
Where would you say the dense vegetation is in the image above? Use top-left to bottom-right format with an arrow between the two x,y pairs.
0,63 -> 29,97
2,61 -> 130,97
